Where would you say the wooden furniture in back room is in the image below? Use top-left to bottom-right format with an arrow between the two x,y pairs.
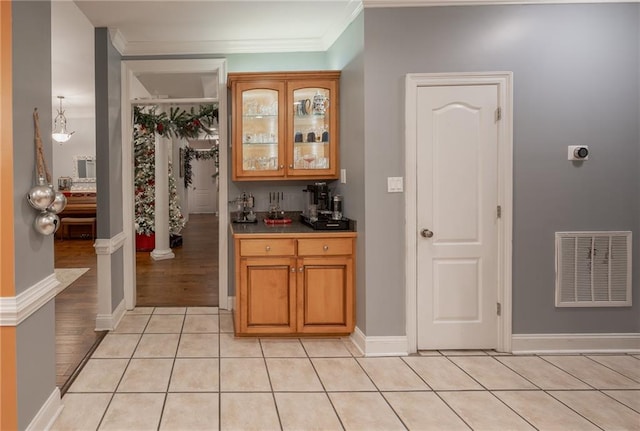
57,192 -> 97,240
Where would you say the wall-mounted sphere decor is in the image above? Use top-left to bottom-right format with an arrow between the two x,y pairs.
28,109 -> 66,235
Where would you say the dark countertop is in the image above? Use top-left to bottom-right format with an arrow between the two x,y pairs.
230,212 -> 356,237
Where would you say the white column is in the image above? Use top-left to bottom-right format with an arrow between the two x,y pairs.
151,132 -> 175,260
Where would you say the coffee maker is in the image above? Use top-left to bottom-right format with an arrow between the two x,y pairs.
303,182 -> 330,218
302,182 -> 350,230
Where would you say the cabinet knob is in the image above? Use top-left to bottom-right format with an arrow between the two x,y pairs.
299,267 -> 303,272
323,245 -> 329,251
289,164 -> 293,169
265,245 -> 271,251
279,165 -> 284,169
291,267 -> 296,273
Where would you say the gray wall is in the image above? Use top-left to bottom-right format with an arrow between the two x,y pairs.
112,247 -> 124,308
327,14 -> 367,332
362,4 -> 639,336
17,303 -> 56,431
95,28 -> 125,312
13,0 -> 54,295
12,2 -> 57,429
95,27 -> 123,236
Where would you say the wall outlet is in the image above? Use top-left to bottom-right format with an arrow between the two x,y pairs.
340,169 -> 347,184
387,177 -> 403,193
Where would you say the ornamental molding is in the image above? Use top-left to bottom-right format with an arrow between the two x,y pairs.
94,231 -> 127,255
0,274 -> 58,326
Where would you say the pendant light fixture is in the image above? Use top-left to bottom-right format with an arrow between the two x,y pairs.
52,96 -> 75,143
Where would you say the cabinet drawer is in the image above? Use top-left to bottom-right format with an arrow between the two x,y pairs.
297,238 -> 353,256
239,239 -> 295,257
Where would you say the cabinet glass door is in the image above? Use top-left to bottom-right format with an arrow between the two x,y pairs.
240,87 -> 282,175
289,84 -> 336,176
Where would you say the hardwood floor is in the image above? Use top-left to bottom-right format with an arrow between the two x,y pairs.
54,213 -> 219,391
54,238 -> 104,391
136,213 -> 219,307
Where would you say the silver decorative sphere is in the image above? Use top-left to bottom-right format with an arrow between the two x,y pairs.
27,179 -> 55,211
34,211 -> 60,236
47,191 -> 67,214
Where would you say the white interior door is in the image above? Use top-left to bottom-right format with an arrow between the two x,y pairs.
416,84 -> 499,350
188,156 -> 217,214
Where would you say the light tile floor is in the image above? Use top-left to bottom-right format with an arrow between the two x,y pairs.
52,307 -> 640,430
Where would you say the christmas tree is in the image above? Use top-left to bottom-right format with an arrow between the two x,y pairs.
134,125 -> 185,236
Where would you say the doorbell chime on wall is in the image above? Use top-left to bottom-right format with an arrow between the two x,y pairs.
568,145 -> 589,161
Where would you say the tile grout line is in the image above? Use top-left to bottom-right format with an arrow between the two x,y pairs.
155,308 -> 188,430
261,339 -> 285,431
582,354 -> 640,384
304,340 -> 348,431
442,354 -> 541,430
94,307 -> 155,430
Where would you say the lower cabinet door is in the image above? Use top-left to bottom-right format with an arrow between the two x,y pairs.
239,257 -> 296,334
297,256 -> 354,334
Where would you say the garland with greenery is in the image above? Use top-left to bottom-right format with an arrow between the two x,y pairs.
182,145 -> 218,188
133,104 -> 219,139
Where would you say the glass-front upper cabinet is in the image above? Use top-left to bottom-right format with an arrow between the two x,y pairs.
231,80 -> 286,179
229,71 -> 339,181
286,79 -> 338,178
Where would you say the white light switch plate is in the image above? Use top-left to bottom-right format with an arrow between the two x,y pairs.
387,177 -> 403,193
340,169 -> 347,184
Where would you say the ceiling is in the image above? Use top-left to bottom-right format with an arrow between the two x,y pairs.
74,0 -> 364,55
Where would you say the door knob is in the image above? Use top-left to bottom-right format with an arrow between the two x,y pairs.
420,229 -> 434,238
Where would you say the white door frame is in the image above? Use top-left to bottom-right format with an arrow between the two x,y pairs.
120,59 -> 229,310
405,72 -> 513,353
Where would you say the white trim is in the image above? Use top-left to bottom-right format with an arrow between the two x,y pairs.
364,0 -> 633,6
121,59 -> 229,312
512,333 -> 640,354
94,232 -> 126,331
350,327 -> 410,357
94,231 -> 126,255
226,296 -> 235,311
108,28 -> 126,55
0,274 -> 58,326
96,298 -> 126,331
26,387 -> 62,431
405,71 -> 513,354
105,2 -> 362,56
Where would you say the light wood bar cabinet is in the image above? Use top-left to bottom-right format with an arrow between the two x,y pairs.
233,232 -> 356,336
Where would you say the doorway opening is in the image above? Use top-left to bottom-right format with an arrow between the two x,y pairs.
120,59 -> 229,311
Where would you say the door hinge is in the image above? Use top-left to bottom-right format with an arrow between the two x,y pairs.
495,107 -> 502,121
497,302 -> 502,316
497,205 -> 502,218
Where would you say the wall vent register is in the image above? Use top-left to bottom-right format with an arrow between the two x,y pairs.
555,231 -> 631,307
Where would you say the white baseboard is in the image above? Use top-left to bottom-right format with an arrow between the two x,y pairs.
512,333 -> 640,354
227,296 -> 235,311
95,299 -> 126,331
26,387 -> 62,431
350,327 -> 409,357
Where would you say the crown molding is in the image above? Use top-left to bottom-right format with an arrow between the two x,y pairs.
103,0 -> 629,56
321,0 -> 365,50
106,0 -> 364,56
109,28 -> 127,55
364,0 -> 635,6
118,37 -> 329,56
